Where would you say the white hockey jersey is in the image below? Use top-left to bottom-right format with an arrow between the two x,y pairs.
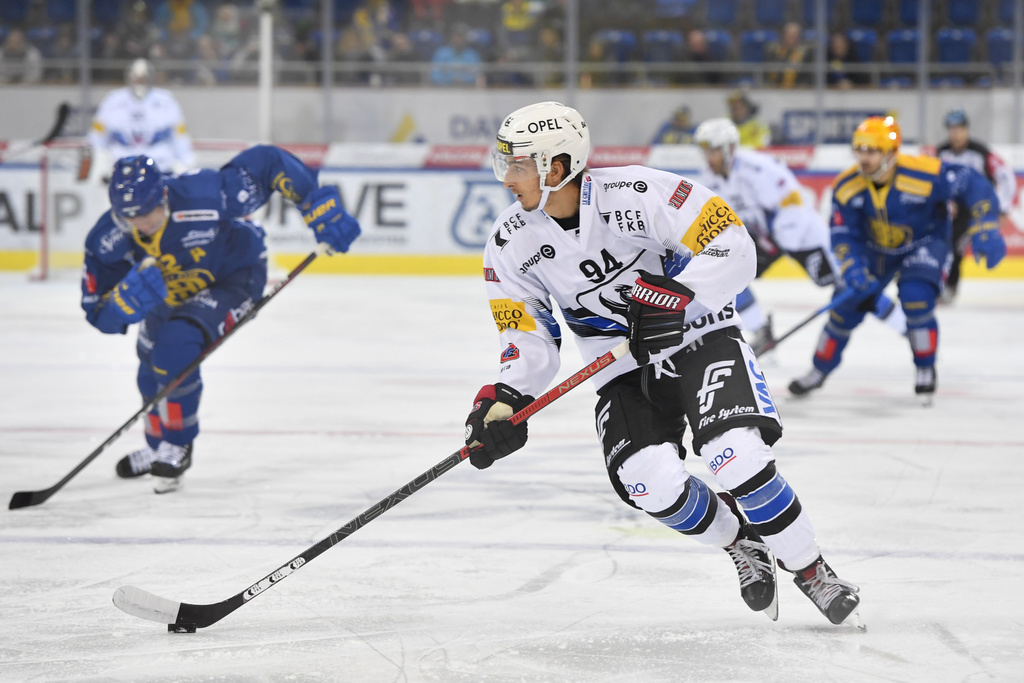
697,148 -> 829,254
89,86 -> 195,176
482,165 -> 756,396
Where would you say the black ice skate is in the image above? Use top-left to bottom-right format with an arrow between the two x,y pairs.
719,493 -> 778,621
116,445 -> 159,478
151,442 -> 193,494
915,366 -> 936,407
792,557 -> 862,627
789,367 -> 826,397
749,315 -> 776,356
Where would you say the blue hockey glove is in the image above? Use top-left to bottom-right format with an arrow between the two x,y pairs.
464,383 -> 534,470
626,270 -> 694,365
841,262 -> 882,312
108,259 -> 167,325
302,186 -> 361,253
971,227 -> 1006,269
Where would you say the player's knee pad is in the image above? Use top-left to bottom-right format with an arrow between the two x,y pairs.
726,458 -> 804,541
811,319 -> 853,372
698,427 -> 775,492
899,279 -> 939,362
616,443 -> 690,514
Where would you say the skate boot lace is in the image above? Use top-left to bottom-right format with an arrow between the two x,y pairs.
127,447 -> 158,474
726,538 -> 772,588
156,442 -> 189,467
800,563 -> 859,609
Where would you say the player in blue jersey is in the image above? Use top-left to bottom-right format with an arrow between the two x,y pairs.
82,147 -> 360,492
788,116 -> 1005,404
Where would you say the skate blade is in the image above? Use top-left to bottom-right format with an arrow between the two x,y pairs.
153,477 -> 182,494
918,393 -> 935,408
763,590 -> 779,622
845,608 -> 867,631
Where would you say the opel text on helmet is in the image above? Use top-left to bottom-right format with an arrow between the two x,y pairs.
126,58 -> 155,99
492,101 -> 590,197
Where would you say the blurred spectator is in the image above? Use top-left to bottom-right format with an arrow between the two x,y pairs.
193,33 -> 229,85
537,0 -> 566,36
766,22 -> 811,88
681,29 -> 722,85
335,26 -> 376,85
826,31 -> 866,89
430,22 -> 483,86
116,1 -> 161,62
210,3 -> 247,61
410,0 -> 449,26
727,89 -> 770,148
498,0 -> 536,60
153,0 -> 210,41
651,105 -> 695,145
354,0 -> 398,63
579,34 -> 612,88
534,24 -> 564,87
0,29 -> 43,84
384,32 -> 422,85
45,23 -> 80,84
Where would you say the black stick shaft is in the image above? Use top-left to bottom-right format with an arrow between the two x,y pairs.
9,247 -> 326,510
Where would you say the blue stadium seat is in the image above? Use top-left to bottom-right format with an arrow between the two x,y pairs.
595,30 -> 637,62
850,0 -> 883,26
803,0 -> 838,25
935,27 -> 976,63
704,29 -> 733,60
706,0 -> 738,26
754,0 -> 787,26
739,30 -> 777,63
93,0 -> 122,26
25,27 -> 56,55
986,28 -> 1014,67
47,0 -> 75,23
408,28 -> 443,61
930,76 -> 965,87
654,0 -> 697,19
0,0 -> 28,24
898,0 -> 919,25
999,0 -> 1016,24
333,0 -> 360,25
946,0 -> 979,25
642,29 -> 684,62
887,29 -> 918,63
881,76 -> 914,88
465,27 -> 492,51
310,29 -> 341,50
847,28 -> 878,62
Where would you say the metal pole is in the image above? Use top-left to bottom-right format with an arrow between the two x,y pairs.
321,0 -> 334,143
258,0 -> 275,144
916,0 -> 929,144
813,0 -> 826,145
77,0 -> 91,117
1014,0 -> 1023,143
565,0 -> 579,106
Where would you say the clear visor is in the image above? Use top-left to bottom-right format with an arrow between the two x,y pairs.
491,149 -> 540,184
112,196 -> 168,234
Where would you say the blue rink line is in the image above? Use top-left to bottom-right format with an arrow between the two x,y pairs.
1,534 -> 1022,564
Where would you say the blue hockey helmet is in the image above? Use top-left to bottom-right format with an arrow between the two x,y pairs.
108,156 -> 166,221
944,107 -> 969,128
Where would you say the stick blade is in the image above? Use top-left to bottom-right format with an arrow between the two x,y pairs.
113,586 -> 182,625
9,489 -> 47,510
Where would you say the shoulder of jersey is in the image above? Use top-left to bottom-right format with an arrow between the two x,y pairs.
896,153 -> 941,177
85,213 -> 131,261
831,164 -> 867,205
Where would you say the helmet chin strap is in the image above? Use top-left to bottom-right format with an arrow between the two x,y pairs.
869,152 -> 897,183
536,185 -> 554,212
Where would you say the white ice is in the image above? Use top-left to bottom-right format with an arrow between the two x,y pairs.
2,272 -> 1023,682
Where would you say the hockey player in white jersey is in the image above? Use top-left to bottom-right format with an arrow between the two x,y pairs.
464,101 -> 861,625
89,59 -> 196,180
694,117 -> 905,353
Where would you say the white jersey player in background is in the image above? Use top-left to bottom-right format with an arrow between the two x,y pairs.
694,118 -> 905,352
88,59 -> 196,181
462,101 -> 861,626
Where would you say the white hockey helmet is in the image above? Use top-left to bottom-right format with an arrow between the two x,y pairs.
126,58 -> 155,99
694,117 -> 740,173
492,101 -> 590,193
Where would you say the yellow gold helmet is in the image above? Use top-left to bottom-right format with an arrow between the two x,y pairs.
852,116 -> 901,153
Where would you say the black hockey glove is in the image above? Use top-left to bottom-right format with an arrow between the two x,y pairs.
464,383 -> 534,470
626,270 -> 694,365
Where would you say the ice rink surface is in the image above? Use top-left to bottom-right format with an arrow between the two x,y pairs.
2,271 -> 1023,682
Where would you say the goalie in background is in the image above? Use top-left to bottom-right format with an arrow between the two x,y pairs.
81,146 -> 360,493
88,58 -> 196,183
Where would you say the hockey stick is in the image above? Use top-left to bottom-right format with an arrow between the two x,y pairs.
754,288 -> 858,356
0,102 -> 72,163
8,243 -> 331,510
112,341 -> 630,632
